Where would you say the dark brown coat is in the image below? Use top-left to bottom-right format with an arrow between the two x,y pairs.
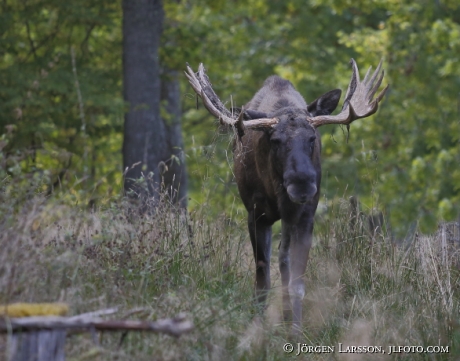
233,76 -> 340,327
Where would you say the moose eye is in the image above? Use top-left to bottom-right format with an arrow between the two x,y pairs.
309,136 -> 316,152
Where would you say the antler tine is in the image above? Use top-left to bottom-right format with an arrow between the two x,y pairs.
366,58 -> 383,91
341,59 -> 359,112
197,64 -> 231,121
367,69 -> 384,102
185,63 -> 236,126
308,58 -> 389,128
362,65 -> 372,84
351,58 -> 361,84
377,84 -> 389,102
184,65 -> 201,95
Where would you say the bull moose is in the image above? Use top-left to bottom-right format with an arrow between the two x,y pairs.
185,59 -> 388,331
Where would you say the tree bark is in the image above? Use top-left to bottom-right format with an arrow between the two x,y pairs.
122,0 -> 164,202
122,0 -> 187,208
160,69 -> 188,208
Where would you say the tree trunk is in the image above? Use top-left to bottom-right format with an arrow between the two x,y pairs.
122,0 -> 165,202
122,0 -> 187,208
160,69 -> 188,208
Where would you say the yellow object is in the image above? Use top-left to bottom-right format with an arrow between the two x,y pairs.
0,302 -> 69,317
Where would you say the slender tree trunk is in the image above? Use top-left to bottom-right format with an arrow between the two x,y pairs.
160,69 -> 188,208
122,0 -> 165,202
122,0 -> 187,208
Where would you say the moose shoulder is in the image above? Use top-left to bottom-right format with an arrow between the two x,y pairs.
185,60 -> 388,332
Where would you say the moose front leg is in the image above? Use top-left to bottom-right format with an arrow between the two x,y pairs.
279,221 -> 291,322
288,220 -> 313,332
248,210 -> 272,307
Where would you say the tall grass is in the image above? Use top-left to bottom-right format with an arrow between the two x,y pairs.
1,170 -> 459,360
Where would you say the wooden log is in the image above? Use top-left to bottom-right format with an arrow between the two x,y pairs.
0,313 -> 193,337
1,310 -> 193,361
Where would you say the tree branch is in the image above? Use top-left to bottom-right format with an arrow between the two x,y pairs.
24,21 -> 37,61
80,23 -> 96,54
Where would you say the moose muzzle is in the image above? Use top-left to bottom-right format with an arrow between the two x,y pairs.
286,182 -> 317,204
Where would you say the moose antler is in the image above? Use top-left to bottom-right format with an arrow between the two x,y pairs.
186,59 -> 388,133
307,59 -> 389,128
185,63 -> 278,136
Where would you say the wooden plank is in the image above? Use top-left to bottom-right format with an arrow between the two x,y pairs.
8,330 -> 66,361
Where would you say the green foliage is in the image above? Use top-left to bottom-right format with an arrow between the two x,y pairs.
317,0 -> 460,235
0,0 -> 123,204
1,0 -> 459,231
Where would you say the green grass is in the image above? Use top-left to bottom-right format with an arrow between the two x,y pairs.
1,173 -> 459,360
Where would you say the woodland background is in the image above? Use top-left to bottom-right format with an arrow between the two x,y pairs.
1,0 -> 459,238
1,1 -> 460,360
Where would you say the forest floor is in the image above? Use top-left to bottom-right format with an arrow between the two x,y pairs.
1,182 -> 459,360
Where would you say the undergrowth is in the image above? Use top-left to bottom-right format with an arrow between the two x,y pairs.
1,170 -> 460,360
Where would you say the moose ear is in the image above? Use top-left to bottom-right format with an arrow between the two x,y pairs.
230,107 -> 242,116
307,89 -> 342,116
241,109 -> 275,133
